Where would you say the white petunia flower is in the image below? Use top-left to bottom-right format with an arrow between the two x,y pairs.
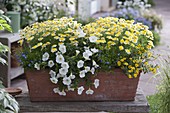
56,54 -> 65,64
53,88 -> 60,93
86,50 -> 92,56
59,44 -> 66,54
91,48 -> 99,53
61,62 -> 69,69
58,90 -> 66,96
77,60 -> 84,68
83,50 -> 92,60
84,46 -> 89,50
78,86 -> 84,95
59,68 -> 68,75
83,51 -> 90,60
89,36 -> 98,43
34,63 -> 40,70
57,73 -> 65,78
94,79 -> 99,88
69,73 -> 75,79
91,67 -> 95,74
42,52 -> 49,61
84,66 -> 90,73
76,50 -> 80,56
79,70 -> 86,78
67,85 -> 75,91
92,60 -> 99,68
49,70 -> 56,77
77,28 -> 86,37
50,77 -> 58,84
63,77 -> 72,86
48,60 -> 54,67
86,88 -> 94,95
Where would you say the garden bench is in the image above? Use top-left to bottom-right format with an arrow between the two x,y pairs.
16,88 -> 149,113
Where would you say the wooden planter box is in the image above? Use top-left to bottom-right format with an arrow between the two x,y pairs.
26,69 -> 140,102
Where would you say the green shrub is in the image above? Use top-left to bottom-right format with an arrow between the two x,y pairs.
152,31 -> 161,46
158,65 -> 170,113
148,58 -> 170,113
147,93 -> 161,113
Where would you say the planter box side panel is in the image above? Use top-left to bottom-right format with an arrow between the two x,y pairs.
26,69 -> 140,102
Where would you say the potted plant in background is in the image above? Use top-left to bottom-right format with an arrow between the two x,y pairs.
18,17 -> 158,102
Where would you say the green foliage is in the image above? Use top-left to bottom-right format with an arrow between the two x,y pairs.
152,31 -> 161,46
147,0 -> 155,7
0,42 -> 9,65
147,93 -> 161,113
0,10 -> 11,65
0,10 -> 12,32
158,64 -> 170,113
147,58 -> 170,113
0,88 -> 19,113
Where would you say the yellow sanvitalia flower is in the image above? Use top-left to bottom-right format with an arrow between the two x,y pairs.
124,62 -> 128,66
106,36 -> 112,39
31,45 -> 38,49
27,36 -> 34,41
134,73 -> 138,78
112,38 -> 119,41
125,31 -> 131,36
124,40 -> 129,44
135,64 -> 139,67
42,42 -> 50,48
54,36 -> 59,40
38,38 -> 43,41
96,39 -> 106,43
108,41 -> 116,46
51,48 -> 57,53
115,32 -> 121,37
59,37 -> 65,42
120,39 -> 124,44
128,74 -> 133,78
119,46 -> 124,50
125,49 -> 131,54
148,40 -> 154,47
128,69 -> 133,73
69,37 -> 75,41
146,45 -> 152,49
51,32 -> 56,36
31,42 -> 42,49
18,39 -> 23,46
117,61 -> 121,66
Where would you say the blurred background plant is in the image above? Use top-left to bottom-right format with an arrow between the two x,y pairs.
0,9 -> 11,65
147,54 -> 170,113
141,9 -> 162,32
0,9 -> 12,32
0,0 -> 72,28
116,0 -> 152,10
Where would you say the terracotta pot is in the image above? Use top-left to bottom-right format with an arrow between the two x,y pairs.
25,69 -> 140,102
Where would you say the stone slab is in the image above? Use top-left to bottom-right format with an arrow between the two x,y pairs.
16,89 -> 149,113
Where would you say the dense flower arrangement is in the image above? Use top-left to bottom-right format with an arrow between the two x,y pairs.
18,17 -> 158,96
83,17 -> 158,78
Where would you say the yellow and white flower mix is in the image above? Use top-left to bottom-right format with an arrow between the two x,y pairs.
18,17 -> 158,96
